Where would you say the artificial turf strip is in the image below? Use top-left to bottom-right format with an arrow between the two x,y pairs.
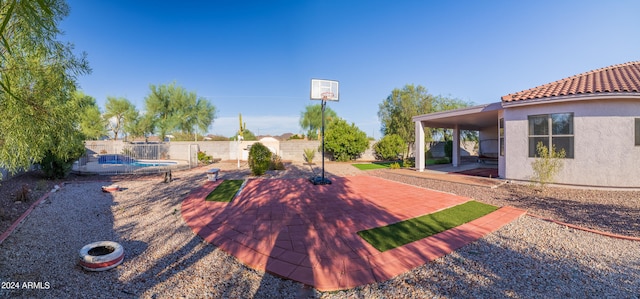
205,180 -> 244,202
357,201 -> 498,252
352,163 -> 392,170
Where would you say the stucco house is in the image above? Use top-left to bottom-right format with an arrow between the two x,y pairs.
413,61 -> 640,188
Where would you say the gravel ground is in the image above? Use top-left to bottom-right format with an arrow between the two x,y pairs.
0,162 -> 638,298
370,170 -> 640,238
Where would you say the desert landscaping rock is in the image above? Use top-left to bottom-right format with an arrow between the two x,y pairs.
0,161 -> 638,298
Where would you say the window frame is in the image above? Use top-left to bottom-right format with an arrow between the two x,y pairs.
499,118 -> 505,156
634,118 -> 640,146
528,113 -> 574,158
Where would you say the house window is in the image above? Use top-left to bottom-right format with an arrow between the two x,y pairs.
636,118 -> 640,146
528,113 -> 574,158
499,118 -> 504,156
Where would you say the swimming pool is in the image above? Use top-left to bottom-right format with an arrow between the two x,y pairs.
98,154 -> 177,167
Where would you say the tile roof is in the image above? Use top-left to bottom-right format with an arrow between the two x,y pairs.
502,61 -> 640,102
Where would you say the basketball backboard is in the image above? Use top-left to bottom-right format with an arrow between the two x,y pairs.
310,79 -> 339,101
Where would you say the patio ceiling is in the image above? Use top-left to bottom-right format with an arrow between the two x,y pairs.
412,102 -> 503,130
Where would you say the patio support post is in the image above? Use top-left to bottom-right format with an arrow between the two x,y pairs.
415,120 -> 425,171
452,124 -> 460,167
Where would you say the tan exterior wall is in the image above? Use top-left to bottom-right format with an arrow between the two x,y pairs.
88,139 -> 377,163
504,98 -> 640,187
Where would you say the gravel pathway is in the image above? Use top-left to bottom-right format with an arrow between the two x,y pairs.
0,162 -> 638,298
369,170 -> 640,238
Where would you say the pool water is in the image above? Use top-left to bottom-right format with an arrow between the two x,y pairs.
98,155 -> 177,167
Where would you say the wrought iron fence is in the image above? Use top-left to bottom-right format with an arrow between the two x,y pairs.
73,142 -> 198,175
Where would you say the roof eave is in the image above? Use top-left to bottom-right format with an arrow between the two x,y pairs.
412,102 -> 502,122
501,92 -> 640,108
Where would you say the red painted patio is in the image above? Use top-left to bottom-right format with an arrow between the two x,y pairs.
181,176 -> 525,291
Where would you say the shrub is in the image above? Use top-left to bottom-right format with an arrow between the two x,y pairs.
444,140 -> 453,161
121,148 -> 134,157
531,142 -> 566,189
209,135 -> 230,141
402,157 -> 415,168
198,151 -> 213,164
270,154 -> 285,170
324,118 -> 369,162
426,149 -> 434,159
389,162 -> 401,169
373,134 -> 405,161
288,134 -> 305,140
41,148 -> 83,179
303,148 -> 316,164
248,142 -> 272,175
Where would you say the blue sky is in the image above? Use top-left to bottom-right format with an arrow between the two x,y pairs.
60,0 -> 639,138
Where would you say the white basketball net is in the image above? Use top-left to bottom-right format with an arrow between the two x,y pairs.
321,92 -> 334,100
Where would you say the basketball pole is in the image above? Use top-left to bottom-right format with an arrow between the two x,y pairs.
309,79 -> 337,185
321,98 -> 327,183
310,96 -> 331,185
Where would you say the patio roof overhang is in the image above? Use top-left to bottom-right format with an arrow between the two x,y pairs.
412,102 -> 503,130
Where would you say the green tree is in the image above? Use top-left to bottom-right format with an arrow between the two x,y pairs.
373,134 -> 405,161
104,97 -> 136,140
0,0 -> 90,174
324,118 -> 369,162
75,91 -> 106,140
378,84 -> 434,159
299,104 -> 338,140
378,85 -> 474,158
145,83 -> 174,141
145,82 -> 216,141
227,131 -> 257,141
172,89 -> 216,140
241,129 -> 257,141
125,111 -> 155,142
192,97 -> 216,140
430,95 -> 477,143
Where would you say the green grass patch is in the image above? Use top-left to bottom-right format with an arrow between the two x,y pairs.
357,201 -> 498,252
354,158 -> 450,170
205,180 -> 244,202
426,157 -> 450,165
352,162 -> 394,170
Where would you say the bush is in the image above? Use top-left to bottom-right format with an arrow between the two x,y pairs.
198,151 -> 213,164
248,142 -> 272,175
303,148 -> 316,164
324,118 -> 369,162
444,140 -> 453,161
270,154 -> 285,170
288,134 -> 305,140
402,157 -> 415,168
531,142 -> 566,189
41,149 -> 81,179
426,149 -> 434,159
373,134 -> 405,160
389,162 -> 401,169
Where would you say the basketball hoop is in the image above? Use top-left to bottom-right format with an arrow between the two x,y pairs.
309,78 -> 339,185
320,92 -> 334,101
310,79 -> 339,101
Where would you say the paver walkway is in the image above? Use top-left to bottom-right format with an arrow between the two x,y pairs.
181,176 -> 525,291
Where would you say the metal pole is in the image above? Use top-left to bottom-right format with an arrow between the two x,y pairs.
321,99 -> 326,181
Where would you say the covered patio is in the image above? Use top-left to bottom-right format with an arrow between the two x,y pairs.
413,102 -> 503,176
